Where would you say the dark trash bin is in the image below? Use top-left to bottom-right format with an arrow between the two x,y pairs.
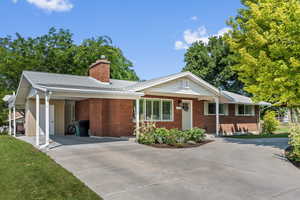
68,120 -> 89,137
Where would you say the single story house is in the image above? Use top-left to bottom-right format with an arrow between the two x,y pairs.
4,58 -> 269,147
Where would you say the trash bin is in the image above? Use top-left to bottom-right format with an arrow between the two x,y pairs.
68,120 -> 89,137
78,120 -> 89,137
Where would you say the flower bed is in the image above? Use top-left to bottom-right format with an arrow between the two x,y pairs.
135,122 -> 212,148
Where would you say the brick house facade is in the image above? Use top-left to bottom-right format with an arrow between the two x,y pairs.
75,95 -> 260,136
9,58 -> 269,147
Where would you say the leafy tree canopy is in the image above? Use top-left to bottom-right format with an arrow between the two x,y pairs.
182,36 -> 245,94
226,0 -> 300,106
0,27 -> 139,125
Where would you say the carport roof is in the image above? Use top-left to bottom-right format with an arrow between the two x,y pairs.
23,71 -> 138,91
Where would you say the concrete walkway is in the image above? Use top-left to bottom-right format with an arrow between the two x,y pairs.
20,136 -> 300,200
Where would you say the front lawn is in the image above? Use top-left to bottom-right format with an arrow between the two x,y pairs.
0,136 -> 102,200
223,133 -> 289,139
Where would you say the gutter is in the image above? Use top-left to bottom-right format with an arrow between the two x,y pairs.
42,86 -> 144,96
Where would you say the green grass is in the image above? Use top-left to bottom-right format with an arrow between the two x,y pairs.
223,133 -> 289,139
0,136 -> 102,200
224,123 -> 291,139
273,123 -> 290,134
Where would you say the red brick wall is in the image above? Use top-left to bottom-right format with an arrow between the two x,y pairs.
75,96 -> 260,137
75,98 -> 134,137
75,100 -> 90,120
88,61 -> 110,82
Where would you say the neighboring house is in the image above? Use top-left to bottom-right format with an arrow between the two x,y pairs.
4,58 -> 269,147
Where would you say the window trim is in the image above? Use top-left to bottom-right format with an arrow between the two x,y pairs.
235,104 -> 255,116
204,102 -> 228,116
134,98 -> 174,122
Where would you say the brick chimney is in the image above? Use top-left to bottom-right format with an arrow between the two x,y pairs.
88,56 -> 110,83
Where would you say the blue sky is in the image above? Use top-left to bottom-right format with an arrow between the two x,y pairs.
1,0 -> 242,80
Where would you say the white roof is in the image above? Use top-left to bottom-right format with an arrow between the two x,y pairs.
126,71 -> 220,95
23,71 -> 138,91
222,91 -> 270,106
11,70 -> 269,106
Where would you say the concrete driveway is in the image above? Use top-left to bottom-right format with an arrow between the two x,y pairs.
46,136 -> 300,200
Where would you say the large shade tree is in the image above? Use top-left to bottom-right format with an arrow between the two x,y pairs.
0,27 -> 139,125
182,36 -> 244,94
226,0 -> 300,107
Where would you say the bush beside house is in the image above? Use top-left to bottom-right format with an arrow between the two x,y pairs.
262,111 -> 279,134
135,122 -> 207,148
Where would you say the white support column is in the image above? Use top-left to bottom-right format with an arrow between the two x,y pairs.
35,92 -> 40,146
13,105 -> 16,137
45,92 -> 50,146
8,108 -> 11,135
215,97 -> 220,136
135,98 -> 140,140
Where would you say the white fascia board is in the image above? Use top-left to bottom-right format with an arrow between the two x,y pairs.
45,86 -> 144,97
226,101 -> 271,106
133,72 -> 221,96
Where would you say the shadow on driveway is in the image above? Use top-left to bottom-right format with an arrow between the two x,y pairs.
221,137 -> 289,150
49,135 -> 130,149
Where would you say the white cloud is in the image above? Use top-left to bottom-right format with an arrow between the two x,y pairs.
216,27 -> 231,37
190,16 -> 198,21
175,41 -> 188,50
183,26 -> 208,44
13,0 -> 73,12
174,26 -> 231,50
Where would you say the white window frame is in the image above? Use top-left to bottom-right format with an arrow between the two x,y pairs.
134,98 -> 174,122
181,79 -> 190,89
235,104 -> 255,116
204,102 -> 228,116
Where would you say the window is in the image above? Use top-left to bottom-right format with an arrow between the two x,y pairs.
181,80 -> 189,89
236,104 -> 254,116
162,100 -> 172,120
206,103 -> 226,115
134,98 -> 173,121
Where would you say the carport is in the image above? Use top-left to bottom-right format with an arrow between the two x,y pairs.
4,71 -> 143,149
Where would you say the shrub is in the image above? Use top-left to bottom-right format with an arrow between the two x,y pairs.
136,122 -> 206,146
0,131 -> 8,136
135,121 -> 156,144
262,111 -> 279,134
288,125 -> 300,161
185,128 -> 206,142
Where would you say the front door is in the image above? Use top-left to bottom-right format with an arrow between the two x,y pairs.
181,100 -> 192,130
39,104 -> 55,136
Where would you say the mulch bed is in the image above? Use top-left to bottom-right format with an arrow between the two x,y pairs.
285,146 -> 300,169
146,140 -> 214,149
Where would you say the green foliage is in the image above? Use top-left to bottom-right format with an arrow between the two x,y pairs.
288,125 -> 300,161
0,27 -> 139,125
0,131 -> 8,136
136,122 -> 206,145
183,36 -> 245,94
226,0 -> 300,106
262,111 -> 279,134
184,128 -> 206,142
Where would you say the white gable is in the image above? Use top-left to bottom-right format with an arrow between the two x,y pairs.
144,78 -> 216,98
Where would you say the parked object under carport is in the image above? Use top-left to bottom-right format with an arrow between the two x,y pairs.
67,120 -> 89,137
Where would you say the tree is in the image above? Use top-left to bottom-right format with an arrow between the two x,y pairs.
182,36 -> 245,94
226,0 -> 300,106
0,27 -> 139,125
